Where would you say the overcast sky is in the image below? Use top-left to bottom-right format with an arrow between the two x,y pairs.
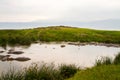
0,0 -> 120,22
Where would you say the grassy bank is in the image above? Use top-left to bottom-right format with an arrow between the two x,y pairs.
0,26 -> 120,46
67,65 -> 120,80
67,52 -> 120,80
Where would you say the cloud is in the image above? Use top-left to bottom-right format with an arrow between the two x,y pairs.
0,0 -> 120,22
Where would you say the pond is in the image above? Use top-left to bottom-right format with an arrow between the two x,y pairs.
0,43 -> 120,73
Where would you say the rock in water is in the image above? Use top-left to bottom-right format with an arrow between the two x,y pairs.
61,45 -> 65,48
14,57 -> 31,61
8,51 -> 24,54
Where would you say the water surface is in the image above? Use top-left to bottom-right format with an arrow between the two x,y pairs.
0,43 -> 120,73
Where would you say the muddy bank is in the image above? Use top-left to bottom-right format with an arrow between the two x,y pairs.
67,42 -> 120,47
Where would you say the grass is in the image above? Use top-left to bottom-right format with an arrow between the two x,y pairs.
67,65 -> 120,80
95,57 -> 112,66
0,26 -> 120,46
0,63 -> 79,80
114,52 -> 120,65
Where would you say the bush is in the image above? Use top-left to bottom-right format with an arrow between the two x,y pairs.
95,57 -> 112,66
24,63 -> 62,80
59,64 -> 78,79
114,52 -> 120,65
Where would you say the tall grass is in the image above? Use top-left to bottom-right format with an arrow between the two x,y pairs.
59,64 -> 78,79
95,57 -> 112,66
114,52 -> 120,64
95,52 -> 120,66
0,63 -> 79,80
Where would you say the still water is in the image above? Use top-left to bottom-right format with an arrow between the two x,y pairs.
0,43 -> 120,73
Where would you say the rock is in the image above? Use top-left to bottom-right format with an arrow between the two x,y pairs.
8,51 -> 24,54
61,45 -> 65,48
14,57 -> 31,61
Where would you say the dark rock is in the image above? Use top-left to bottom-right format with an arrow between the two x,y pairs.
14,57 -> 31,61
0,51 -> 4,53
8,51 -> 24,54
61,45 -> 65,48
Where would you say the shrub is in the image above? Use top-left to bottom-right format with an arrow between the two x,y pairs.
95,57 -> 112,66
59,64 -> 78,79
114,52 -> 120,65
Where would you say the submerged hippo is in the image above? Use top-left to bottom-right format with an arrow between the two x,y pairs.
8,51 -> 24,54
0,51 -> 4,53
0,55 -> 11,61
14,57 -> 31,61
61,45 -> 65,48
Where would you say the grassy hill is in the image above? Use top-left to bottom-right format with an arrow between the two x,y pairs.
0,26 -> 120,46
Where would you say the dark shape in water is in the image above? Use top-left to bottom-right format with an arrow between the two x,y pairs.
14,57 -> 31,61
61,45 -> 65,48
0,51 -> 4,53
8,51 -> 24,54
0,55 -> 31,62
0,55 -> 11,61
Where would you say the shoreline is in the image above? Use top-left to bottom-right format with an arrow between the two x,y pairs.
37,41 -> 120,47
1,41 -> 120,48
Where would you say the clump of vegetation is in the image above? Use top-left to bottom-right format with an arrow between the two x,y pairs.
95,52 -> 120,66
0,69 -> 23,80
95,57 -> 112,66
0,63 -> 79,80
113,52 -> 120,65
59,64 -> 79,79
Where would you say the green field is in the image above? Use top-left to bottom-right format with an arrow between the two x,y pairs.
0,26 -> 120,46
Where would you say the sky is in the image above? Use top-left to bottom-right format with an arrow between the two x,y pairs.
0,0 -> 120,22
